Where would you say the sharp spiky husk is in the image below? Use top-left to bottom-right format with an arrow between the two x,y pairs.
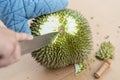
30,9 -> 93,68
96,41 -> 114,60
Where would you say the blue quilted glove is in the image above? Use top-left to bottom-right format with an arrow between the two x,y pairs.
0,0 -> 68,34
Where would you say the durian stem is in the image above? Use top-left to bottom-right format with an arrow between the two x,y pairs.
58,26 -> 65,33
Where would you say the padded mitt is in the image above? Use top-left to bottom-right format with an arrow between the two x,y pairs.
0,0 -> 68,34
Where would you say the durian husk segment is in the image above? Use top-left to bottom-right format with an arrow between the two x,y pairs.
30,9 -> 93,69
96,41 -> 114,60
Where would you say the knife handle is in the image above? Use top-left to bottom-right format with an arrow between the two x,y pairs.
94,60 -> 111,79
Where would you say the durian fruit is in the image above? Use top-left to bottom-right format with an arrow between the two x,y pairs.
30,9 -> 92,69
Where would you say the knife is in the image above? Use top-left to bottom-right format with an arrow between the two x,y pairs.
20,32 -> 58,55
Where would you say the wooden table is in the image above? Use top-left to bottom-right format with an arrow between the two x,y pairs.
0,0 -> 120,80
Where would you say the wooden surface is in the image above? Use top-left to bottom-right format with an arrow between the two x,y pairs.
0,0 -> 120,80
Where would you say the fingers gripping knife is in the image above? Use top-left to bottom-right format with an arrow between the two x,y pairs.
0,32 -> 58,60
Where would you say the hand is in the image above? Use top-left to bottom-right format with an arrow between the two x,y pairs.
0,27 -> 33,68
0,0 -> 68,34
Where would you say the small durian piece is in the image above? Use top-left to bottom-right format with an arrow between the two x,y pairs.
96,41 -> 115,60
30,9 -> 92,69
75,63 -> 85,75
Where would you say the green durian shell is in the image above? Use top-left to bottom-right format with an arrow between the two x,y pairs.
30,9 -> 92,69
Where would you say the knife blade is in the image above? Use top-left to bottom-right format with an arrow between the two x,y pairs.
20,32 -> 58,55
